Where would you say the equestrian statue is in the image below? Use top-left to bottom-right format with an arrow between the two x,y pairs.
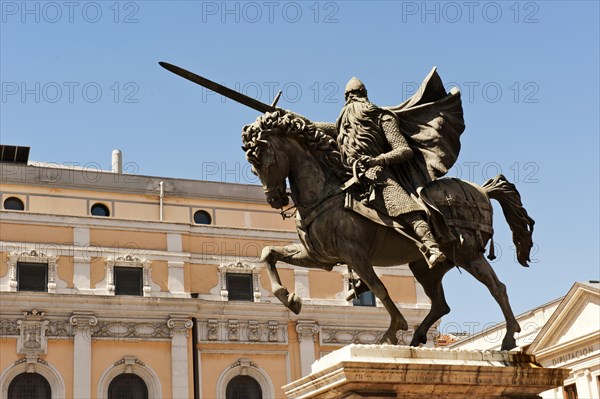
160,62 -> 535,350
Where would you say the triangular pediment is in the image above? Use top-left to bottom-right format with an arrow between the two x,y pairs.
529,282 -> 600,354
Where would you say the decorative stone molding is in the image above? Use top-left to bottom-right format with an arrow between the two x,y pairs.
114,356 -> 146,373
207,319 -> 219,341
0,357 -> 66,398
296,320 -> 320,342
167,316 -> 193,337
216,261 -> 262,302
320,325 -> 385,345
104,255 -> 153,296
1,317 -> 71,337
46,320 -> 71,337
69,312 -> 98,330
227,320 -> 239,341
91,321 -> 171,340
248,320 -> 260,341
216,358 -> 275,399
97,356 -> 162,399
6,250 -> 61,293
198,319 -> 287,343
0,319 -> 19,336
16,310 -> 49,365
319,325 -> 422,346
268,321 -> 279,342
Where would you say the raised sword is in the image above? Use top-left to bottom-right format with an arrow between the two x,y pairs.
159,62 -> 281,113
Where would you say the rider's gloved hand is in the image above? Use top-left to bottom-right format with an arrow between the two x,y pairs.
358,155 -> 385,169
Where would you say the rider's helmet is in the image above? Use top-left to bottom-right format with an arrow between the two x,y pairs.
344,77 -> 368,100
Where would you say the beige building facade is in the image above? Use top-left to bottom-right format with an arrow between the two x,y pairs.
449,281 -> 600,399
0,158 -> 433,399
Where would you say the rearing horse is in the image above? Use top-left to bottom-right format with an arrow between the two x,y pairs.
242,110 -> 534,350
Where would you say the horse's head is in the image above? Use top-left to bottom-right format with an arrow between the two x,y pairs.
242,110 -> 347,210
242,112 -> 291,209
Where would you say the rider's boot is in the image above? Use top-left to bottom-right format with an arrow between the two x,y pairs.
345,276 -> 370,301
411,218 -> 446,268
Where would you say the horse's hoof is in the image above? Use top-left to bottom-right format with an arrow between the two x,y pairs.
273,287 -> 288,301
379,332 -> 399,345
288,293 -> 302,315
410,331 -> 427,346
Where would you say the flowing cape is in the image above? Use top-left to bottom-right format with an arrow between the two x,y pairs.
384,67 -> 465,190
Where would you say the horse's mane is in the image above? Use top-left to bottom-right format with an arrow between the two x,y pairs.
242,110 -> 349,181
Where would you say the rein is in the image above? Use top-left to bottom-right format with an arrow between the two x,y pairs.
281,161 -> 363,222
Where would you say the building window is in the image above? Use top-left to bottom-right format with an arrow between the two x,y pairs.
3,197 -> 25,211
105,255 -> 153,296
226,375 -> 262,399
114,266 -> 143,296
8,372 -> 51,399
108,374 -> 148,399
226,273 -> 254,301
7,250 -> 59,293
91,203 -> 110,217
353,290 -> 376,307
217,262 -> 261,302
563,384 -> 578,399
193,210 -> 212,224
17,262 -> 48,292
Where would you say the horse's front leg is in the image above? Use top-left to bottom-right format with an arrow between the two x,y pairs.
347,253 -> 409,345
260,243 -> 334,315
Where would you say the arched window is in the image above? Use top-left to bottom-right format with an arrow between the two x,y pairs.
193,210 -> 212,225
226,375 -> 262,399
108,374 -> 148,399
91,203 -> 110,217
8,373 -> 51,399
3,197 -> 24,211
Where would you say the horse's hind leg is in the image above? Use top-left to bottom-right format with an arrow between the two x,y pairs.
348,254 -> 409,345
459,254 -> 521,350
261,243 -> 334,315
409,258 -> 453,347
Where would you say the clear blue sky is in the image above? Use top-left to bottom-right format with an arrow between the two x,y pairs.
1,1 -> 599,338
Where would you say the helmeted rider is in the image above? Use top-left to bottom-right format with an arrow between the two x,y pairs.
336,77 -> 446,268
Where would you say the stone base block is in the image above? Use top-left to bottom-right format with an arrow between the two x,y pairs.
283,345 -> 570,399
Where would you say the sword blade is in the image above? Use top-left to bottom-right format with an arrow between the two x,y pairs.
159,62 -> 276,114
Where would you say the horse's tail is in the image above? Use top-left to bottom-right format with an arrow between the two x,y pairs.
482,174 -> 535,267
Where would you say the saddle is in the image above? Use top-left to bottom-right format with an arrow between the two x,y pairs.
343,178 -> 494,253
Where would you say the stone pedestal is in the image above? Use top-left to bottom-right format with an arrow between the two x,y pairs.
283,345 -> 570,399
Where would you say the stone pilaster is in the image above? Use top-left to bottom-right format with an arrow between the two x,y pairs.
168,315 -> 193,399
294,269 -> 310,299
167,261 -> 186,296
296,320 -> 320,377
73,257 -> 91,291
70,312 -> 97,399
